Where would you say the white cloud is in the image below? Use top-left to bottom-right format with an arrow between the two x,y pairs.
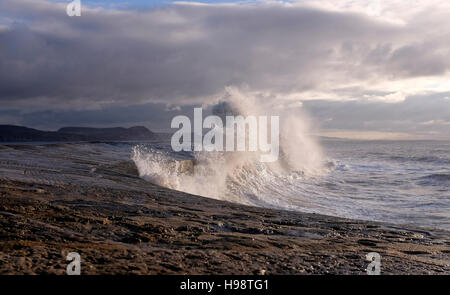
367,91 -> 406,103
299,0 -> 450,25
421,120 -> 450,126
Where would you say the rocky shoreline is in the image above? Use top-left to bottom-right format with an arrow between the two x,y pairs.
0,144 -> 449,274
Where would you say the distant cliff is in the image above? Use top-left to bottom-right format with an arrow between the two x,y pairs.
58,126 -> 155,141
0,125 -> 156,142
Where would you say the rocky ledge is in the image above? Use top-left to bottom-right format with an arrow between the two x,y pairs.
0,144 -> 448,274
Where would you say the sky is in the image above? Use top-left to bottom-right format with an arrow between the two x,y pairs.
0,0 -> 449,139
52,0 -> 238,9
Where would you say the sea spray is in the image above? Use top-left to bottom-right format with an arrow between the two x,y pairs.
171,107 -> 280,162
132,87 -> 329,207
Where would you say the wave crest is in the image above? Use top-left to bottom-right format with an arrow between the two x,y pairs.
132,88 -> 330,207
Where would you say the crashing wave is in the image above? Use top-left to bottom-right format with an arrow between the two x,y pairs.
132,88 -> 332,208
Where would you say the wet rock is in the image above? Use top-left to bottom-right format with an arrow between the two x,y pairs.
0,145 -> 449,275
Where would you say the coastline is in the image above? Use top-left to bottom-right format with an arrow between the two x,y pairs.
0,144 -> 449,274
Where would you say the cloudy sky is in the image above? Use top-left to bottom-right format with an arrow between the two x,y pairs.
0,0 -> 449,139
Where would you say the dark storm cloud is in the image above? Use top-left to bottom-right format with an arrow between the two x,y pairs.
0,0 -> 449,137
1,0 -> 446,107
15,102 -> 197,131
387,43 -> 450,77
303,93 -> 450,137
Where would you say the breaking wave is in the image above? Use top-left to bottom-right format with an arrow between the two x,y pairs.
132,87 -> 330,208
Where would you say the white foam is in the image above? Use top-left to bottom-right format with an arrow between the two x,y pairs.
132,88 -> 330,208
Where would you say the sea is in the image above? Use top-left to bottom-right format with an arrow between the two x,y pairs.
131,137 -> 450,230
1,138 -> 449,230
